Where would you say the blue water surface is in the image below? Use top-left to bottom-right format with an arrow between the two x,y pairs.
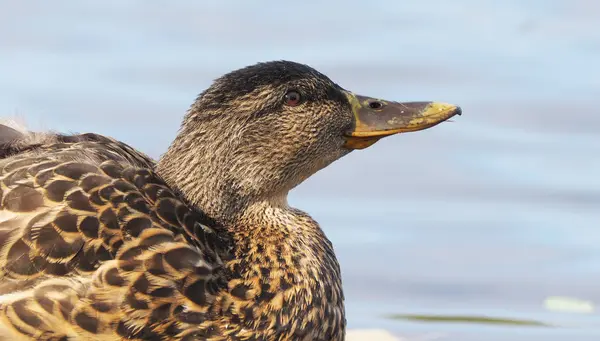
1,1 -> 599,340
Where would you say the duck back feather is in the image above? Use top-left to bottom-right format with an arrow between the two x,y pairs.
0,126 -> 230,340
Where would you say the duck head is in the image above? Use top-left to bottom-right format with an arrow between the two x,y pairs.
158,61 -> 460,223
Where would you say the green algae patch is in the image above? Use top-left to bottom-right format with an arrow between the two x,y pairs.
388,314 -> 550,327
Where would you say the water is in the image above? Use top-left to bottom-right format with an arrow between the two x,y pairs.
1,1 -> 599,340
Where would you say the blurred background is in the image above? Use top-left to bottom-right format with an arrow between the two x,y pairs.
1,1 -> 599,340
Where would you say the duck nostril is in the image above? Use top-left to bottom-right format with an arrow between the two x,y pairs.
368,101 -> 383,109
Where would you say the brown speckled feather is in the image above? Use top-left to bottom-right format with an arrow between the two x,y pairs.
0,132 -> 231,340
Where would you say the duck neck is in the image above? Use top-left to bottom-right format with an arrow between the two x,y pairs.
156,118 -> 250,225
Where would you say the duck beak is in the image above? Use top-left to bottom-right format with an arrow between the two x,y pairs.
343,91 -> 462,149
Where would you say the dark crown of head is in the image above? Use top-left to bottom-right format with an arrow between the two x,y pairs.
197,61 -> 338,106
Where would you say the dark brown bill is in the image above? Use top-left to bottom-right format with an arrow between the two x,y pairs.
343,91 -> 461,149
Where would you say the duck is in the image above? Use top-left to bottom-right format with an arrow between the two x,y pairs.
0,60 -> 460,341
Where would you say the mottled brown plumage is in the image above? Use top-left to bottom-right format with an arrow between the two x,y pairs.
0,61 -> 460,340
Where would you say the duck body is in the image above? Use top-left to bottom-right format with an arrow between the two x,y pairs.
0,132 -> 344,340
0,61 -> 460,340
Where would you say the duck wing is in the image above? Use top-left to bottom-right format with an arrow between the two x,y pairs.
0,128 -> 230,340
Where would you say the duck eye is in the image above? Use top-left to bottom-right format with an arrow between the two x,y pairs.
284,90 -> 302,106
